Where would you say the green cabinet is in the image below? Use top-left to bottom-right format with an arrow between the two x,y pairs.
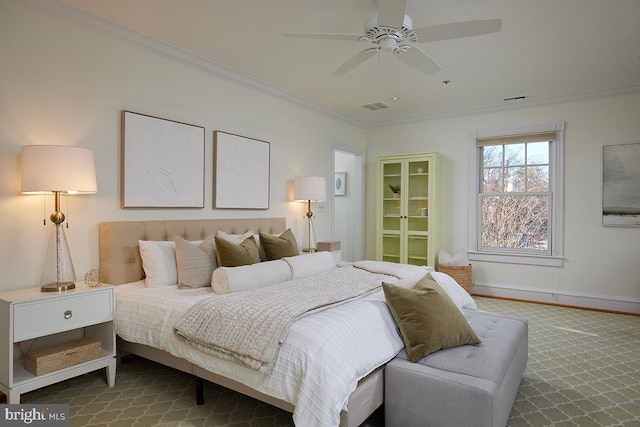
377,152 -> 442,266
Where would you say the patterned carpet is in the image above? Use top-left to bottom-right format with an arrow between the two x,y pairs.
17,297 -> 640,426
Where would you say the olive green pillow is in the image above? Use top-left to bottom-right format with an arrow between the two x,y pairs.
382,274 -> 481,362
259,229 -> 299,260
214,235 -> 261,267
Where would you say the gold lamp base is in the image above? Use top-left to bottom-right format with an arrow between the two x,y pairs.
41,281 -> 76,292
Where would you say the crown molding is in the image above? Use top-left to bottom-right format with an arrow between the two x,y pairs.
368,84 -> 640,128
18,0 -> 640,131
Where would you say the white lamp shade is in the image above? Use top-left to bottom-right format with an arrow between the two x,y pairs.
293,176 -> 326,201
21,145 -> 97,194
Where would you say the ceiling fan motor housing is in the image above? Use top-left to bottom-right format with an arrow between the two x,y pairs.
361,14 -> 418,49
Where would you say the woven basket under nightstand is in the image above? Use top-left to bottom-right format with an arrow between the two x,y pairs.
436,264 -> 473,294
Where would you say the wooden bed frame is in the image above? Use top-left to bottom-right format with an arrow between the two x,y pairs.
99,217 -> 384,427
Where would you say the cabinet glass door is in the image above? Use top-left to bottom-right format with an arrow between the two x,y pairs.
406,159 -> 429,233
381,161 -> 402,261
406,159 -> 429,265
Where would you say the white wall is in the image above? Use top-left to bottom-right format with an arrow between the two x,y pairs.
366,92 -> 640,311
0,1 -> 365,290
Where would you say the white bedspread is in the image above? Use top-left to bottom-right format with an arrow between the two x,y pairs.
115,263 -> 476,427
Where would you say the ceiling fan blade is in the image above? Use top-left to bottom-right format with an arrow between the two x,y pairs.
377,0 -> 408,28
284,32 -> 362,41
413,18 -> 502,43
395,45 -> 442,75
331,48 -> 379,77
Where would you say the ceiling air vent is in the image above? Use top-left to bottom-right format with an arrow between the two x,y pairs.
362,102 -> 391,111
503,95 -> 527,101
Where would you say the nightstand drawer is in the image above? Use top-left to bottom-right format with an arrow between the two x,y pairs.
13,291 -> 112,342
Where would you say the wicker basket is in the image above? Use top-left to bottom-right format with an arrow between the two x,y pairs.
437,264 -> 473,294
24,337 -> 101,376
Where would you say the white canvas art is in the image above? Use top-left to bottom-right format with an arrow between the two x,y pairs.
602,142 -> 640,226
122,111 -> 205,208
214,131 -> 270,209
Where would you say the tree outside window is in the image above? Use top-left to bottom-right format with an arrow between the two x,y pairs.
480,141 -> 550,253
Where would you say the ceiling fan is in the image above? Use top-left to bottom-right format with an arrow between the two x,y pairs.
284,0 -> 501,77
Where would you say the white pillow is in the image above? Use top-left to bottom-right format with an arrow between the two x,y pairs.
438,250 -> 470,266
139,239 -> 205,287
283,251 -> 336,280
139,240 -> 177,288
211,259 -> 292,294
430,271 -> 478,311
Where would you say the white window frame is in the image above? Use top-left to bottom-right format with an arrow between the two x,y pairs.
468,122 -> 565,267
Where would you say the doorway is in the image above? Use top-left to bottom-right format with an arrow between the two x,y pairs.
332,147 -> 365,261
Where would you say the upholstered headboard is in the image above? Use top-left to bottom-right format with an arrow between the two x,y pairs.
98,217 -> 287,285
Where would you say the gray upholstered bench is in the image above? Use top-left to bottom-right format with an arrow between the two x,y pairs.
385,310 -> 528,427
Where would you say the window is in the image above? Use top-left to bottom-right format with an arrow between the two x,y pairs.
468,123 -> 564,266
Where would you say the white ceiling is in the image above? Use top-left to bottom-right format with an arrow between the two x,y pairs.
55,0 -> 640,126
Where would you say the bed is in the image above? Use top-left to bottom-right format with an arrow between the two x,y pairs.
98,217 -> 475,427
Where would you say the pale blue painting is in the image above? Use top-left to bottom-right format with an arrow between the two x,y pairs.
602,142 -> 640,226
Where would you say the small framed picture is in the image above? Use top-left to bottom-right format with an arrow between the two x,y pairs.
334,172 -> 346,196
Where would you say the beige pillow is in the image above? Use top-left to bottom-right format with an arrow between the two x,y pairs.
214,235 -> 261,267
382,274 -> 481,362
175,237 -> 217,289
259,228 -> 299,260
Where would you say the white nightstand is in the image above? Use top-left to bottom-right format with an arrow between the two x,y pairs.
0,282 -> 116,404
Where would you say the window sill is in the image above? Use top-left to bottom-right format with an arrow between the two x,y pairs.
468,251 -> 564,267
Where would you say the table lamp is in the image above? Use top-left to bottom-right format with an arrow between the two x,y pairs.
293,176 -> 326,252
21,145 -> 97,292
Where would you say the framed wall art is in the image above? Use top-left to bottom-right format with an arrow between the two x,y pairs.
334,172 -> 346,196
121,111 -> 205,208
213,131 -> 270,209
602,142 -> 640,226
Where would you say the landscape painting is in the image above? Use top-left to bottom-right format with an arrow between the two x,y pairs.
602,142 -> 640,226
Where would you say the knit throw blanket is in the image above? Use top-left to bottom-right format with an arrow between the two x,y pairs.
174,266 -> 392,371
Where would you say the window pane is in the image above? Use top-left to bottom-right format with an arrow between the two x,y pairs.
483,168 -> 503,192
527,141 -> 549,164
504,143 -> 525,166
480,194 -> 549,251
505,167 -> 526,192
483,145 -> 502,167
527,165 -> 549,191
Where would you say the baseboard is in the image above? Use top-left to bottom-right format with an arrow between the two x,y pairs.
472,282 -> 640,315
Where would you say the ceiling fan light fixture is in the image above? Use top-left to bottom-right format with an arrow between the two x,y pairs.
362,14 -> 414,44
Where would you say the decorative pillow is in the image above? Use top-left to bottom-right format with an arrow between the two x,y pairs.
211,259 -> 292,294
259,228 -> 299,260
438,249 -> 470,267
214,235 -> 261,267
215,230 -> 253,244
175,236 -> 217,289
138,240 -> 178,287
283,251 -> 336,279
430,271 -> 477,311
382,274 -> 481,362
